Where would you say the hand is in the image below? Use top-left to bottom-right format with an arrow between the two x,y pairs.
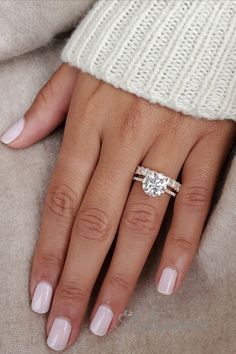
1,64 -> 235,351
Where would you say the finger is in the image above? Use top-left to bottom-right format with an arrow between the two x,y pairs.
31,71 -> 134,318
47,92 -> 164,349
156,132 -> 232,295
1,63 -> 78,149
45,133 -> 145,350
45,90 -> 160,349
30,73 -> 102,312
89,128 -> 196,335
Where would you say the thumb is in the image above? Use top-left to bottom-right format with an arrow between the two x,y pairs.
0,63 -> 78,149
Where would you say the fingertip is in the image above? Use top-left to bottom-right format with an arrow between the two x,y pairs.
1,64 -> 78,149
0,117 -> 25,147
156,267 -> 178,295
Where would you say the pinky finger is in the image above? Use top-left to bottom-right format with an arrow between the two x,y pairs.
0,63 -> 78,149
155,135 -> 231,295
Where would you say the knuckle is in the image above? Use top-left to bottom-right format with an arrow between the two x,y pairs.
107,272 -> 131,292
83,94 -> 102,122
119,99 -> 143,140
162,109 -> 182,135
35,79 -> 54,106
123,203 -> 159,235
168,233 -> 196,253
177,185 -> 210,211
205,119 -> 236,141
57,281 -> 87,303
37,252 -> 62,270
74,207 -> 111,242
45,182 -> 77,218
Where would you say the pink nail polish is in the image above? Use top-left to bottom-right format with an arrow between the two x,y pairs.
47,318 -> 71,351
31,282 -> 53,314
90,305 -> 113,336
157,268 -> 177,295
0,117 -> 25,144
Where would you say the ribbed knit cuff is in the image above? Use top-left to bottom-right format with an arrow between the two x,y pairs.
62,0 -> 236,121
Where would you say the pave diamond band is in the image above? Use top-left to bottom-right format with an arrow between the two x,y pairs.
133,165 -> 181,197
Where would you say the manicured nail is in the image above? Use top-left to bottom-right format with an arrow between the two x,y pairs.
47,318 -> 71,351
90,305 -> 113,336
157,268 -> 177,295
31,282 -> 53,314
1,117 -> 25,144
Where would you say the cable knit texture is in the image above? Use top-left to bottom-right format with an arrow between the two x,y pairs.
62,0 -> 236,121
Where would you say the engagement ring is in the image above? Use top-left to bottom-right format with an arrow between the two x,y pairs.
133,165 -> 181,197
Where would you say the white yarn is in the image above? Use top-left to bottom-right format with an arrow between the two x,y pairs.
62,0 -> 236,121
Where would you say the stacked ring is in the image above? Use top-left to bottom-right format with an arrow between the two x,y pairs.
133,165 -> 181,197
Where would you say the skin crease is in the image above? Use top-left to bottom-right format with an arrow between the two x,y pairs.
3,64 -> 236,348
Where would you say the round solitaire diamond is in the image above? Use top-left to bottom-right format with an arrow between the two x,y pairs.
142,171 -> 168,197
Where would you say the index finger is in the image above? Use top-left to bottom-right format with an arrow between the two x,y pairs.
30,73 -> 101,313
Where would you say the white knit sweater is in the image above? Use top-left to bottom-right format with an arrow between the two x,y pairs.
62,0 -> 236,122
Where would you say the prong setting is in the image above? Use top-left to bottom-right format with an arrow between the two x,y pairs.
133,166 -> 181,198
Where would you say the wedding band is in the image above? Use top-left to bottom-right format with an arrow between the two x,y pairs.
133,165 -> 181,197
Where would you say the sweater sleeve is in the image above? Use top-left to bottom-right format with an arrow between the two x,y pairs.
61,0 -> 236,122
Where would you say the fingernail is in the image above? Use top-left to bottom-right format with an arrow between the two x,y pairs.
31,281 -> 53,314
90,305 -> 113,336
157,268 -> 177,295
47,318 -> 71,351
1,117 -> 25,144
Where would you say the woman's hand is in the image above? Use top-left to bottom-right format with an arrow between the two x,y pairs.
1,64 -> 235,351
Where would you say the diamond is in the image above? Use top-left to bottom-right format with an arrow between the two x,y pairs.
142,171 -> 168,197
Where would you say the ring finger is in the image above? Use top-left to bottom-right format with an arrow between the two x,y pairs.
89,129 -> 196,335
